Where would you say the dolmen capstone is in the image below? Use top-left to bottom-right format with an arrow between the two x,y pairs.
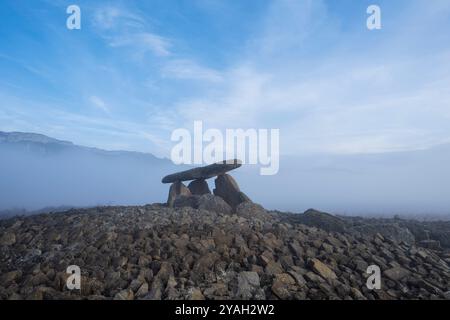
162,159 -> 251,211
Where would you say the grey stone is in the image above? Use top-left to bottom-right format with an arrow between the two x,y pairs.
308,258 -> 337,280
213,174 -> 250,208
0,232 -> 16,246
237,271 -> 260,299
162,159 -> 241,183
235,201 -> 267,219
114,289 -> 134,300
418,240 -> 441,250
197,194 -> 232,214
167,181 -> 191,207
384,267 -> 410,281
271,273 -> 296,299
296,209 -> 347,233
173,194 -> 232,214
188,179 -> 211,195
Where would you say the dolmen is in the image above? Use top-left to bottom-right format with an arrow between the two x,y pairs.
161,159 -> 251,212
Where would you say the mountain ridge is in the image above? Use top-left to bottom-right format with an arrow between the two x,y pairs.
0,130 -> 168,162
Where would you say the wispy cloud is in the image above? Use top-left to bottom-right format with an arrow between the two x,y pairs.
89,95 -> 110,114
93,5 -> 146,30
162,59 -> 222,82
2,0 -> 450,158
93,5 -> 171,57
108,33 -> 171,57
0,92 -> 170,156
166,0 -> 450,155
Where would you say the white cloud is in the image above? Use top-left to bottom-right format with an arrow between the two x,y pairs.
93,5 -> 145,31
109,33 -> 171,57
89,96 -> 110,114
93,5 -> 171,57
0,92 -> 170,156
162,59 -> 223,82
5,0 -> 450,159
166,1 -> 450,156
171,54 -> 450,155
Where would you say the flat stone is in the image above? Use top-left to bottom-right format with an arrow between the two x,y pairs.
162,160 -> 241,183
271,273 -> 296,299
307,258 -> 337,280
114,289 -> 134,300
188,288 -> 205,300
1,270 -> 21,286
287,270 -> 306,286
136,282 -> 149,297
418,240 -> 441,250
265,260 -> 284,276
0,232 -> 16,246
384,267 -> 410,281
237,271 -> 260,299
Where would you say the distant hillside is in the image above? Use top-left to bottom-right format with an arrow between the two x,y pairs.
0,131 -> 162,161
0,131 -> 179,211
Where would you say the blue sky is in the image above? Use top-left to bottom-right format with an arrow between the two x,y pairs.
1,0 -> 450,157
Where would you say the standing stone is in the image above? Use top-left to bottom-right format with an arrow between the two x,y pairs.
188,179 -> 211,195
167,181 -> 191,207
213,174 -> 250,209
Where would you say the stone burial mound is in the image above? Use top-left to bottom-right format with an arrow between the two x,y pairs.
161,160 -> 253,215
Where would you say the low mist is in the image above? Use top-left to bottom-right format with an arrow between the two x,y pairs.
1,133 -> 450,217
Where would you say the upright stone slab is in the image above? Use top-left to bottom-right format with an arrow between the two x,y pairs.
213,174 -> 251,209
167,181 -> 191,207
188,179 -> 211,195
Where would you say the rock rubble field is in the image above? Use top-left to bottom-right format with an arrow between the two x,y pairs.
0,203 -> 449,300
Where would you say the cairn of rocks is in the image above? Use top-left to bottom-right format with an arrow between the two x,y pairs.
162,160 -> 251,212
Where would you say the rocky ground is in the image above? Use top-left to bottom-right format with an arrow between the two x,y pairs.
0,202 -> 449,300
